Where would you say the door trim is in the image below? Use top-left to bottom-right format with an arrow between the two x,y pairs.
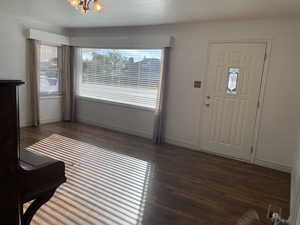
290,176 -> 300,224
199,40 -> 272,163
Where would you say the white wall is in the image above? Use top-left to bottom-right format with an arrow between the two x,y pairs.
40,96 -> 63,124
77,97 -> 154,138
0,14 -> 66,126
69,18 -> 300,171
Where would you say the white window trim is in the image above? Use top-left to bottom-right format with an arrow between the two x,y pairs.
70,36 -> 171,49
78,48 -> 162,111
40,95 -> 63,100
29,29 -> 70,46
77,96 -> 156,112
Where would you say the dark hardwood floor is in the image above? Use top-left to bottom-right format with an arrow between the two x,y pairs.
21,122 -> 290,225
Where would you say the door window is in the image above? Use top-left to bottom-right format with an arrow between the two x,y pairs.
227,67 -> 240,94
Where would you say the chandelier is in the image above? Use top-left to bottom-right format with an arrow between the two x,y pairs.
68,0 -> 103,15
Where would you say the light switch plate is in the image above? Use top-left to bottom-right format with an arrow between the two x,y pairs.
194,81 -> 202,88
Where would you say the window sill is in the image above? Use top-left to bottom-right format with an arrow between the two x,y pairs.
77,96 -> 156,112
40,95 -> 63,100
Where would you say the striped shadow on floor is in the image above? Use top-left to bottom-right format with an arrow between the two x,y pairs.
24,134 -> 152,225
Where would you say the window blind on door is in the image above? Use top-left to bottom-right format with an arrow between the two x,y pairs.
78,48 -> 162,109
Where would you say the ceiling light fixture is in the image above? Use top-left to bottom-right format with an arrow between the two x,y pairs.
68,0 -> 103,15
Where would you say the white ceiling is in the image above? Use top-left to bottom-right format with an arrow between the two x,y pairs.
1,0 -> 300,28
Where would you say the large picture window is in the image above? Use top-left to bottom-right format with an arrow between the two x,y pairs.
39,45 -> 62,95
78,48 -> 162,109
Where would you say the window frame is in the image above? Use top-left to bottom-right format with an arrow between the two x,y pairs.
226,67 -> 240,95
77,47 -> 163,110
39,43 -> 63,97
77,95 -> 156,112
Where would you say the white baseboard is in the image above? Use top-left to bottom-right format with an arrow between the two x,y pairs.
165,137 -> 199,151
77,116 -> 153,139
255,159 -> 292,173
166,136 -> 291,173
40,117 -> 63,125
21,116 -> 291,173
165,136 -> 251,163
20,118 -> 62,127
20,121 -> 33,128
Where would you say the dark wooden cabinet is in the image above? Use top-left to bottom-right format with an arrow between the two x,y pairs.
0,80 -> 24,225
0,80 -> 66,225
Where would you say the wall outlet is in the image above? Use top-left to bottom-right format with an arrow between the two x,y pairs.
267,204 -> 282,219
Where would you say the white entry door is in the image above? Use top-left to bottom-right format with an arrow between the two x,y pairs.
200,43 -> 266,161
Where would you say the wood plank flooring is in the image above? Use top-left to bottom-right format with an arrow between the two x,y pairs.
21,122 -> 290,225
